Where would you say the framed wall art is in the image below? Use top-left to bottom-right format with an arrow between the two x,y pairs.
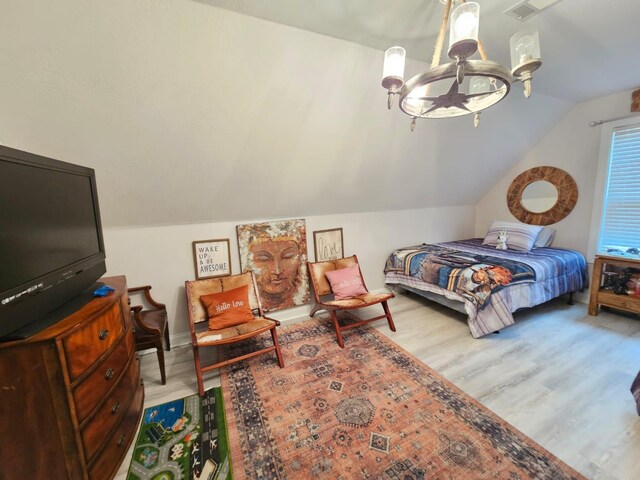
313,227 -> 344,262
192,238 -> 231,279
236,218 -> 309,312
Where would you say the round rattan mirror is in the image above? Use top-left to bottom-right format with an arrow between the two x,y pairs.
507,166 -> 578,225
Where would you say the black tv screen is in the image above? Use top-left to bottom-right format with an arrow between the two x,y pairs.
0,146 -> 106,340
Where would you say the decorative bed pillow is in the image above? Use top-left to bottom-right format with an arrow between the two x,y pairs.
482,221 -> 542,252
533,227 -> 557,248
325,264 -> 368,300
200,284 -> 254,330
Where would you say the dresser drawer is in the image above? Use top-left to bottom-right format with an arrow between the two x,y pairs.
81,355 -> 140,462
73,327 -> 135,423
63,302 -> 125,381
88,380 -> 144,480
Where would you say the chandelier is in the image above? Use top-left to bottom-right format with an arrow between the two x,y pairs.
381,0 -> 542,130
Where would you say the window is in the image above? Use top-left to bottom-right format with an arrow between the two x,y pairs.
596,123 -> 640,255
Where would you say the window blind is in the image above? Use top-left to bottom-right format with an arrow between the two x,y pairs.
598,124 -> 640,253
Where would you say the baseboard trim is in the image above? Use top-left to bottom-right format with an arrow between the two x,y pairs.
141,287 -> 395,355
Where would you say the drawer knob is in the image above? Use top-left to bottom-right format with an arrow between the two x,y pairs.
105,368 -> 114,380
99,329 -> 109,341
111,401 -> 120,415
117,434 -> 126,448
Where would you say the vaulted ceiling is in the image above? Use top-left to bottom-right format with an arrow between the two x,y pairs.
203,0 -> 640,103
0,0 -> 638,228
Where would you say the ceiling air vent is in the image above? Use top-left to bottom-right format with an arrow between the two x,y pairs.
505,0 -> 562,21
504,1 -> 540,21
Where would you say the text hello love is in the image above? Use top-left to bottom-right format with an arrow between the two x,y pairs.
216,300 -> 245,313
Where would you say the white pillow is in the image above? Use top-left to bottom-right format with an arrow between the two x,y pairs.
533,227 -> 556,248
482,221 -> 543,252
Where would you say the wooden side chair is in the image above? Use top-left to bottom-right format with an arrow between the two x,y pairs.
185,271 -> 285,396
307,255 -> 396,348
128,285 -> 170,385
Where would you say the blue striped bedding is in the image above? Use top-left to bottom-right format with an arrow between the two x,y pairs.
384,238 -> 588,338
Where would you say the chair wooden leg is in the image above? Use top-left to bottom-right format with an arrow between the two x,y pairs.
329,311 -> 345,348
270,327 -> 285,368
155,340 -> 167,385
310,304 -> 322,317
382,301 -> 396,332
192,346 -> 205,396
164,323 -> 171,351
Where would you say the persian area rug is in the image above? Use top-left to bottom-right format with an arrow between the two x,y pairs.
220,317 -> 586,480
126,387 -> 231,480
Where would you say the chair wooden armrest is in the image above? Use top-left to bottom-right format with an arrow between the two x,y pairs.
130,304 -> 161,336
128,285 -> 166,310
265,316 -> 281,327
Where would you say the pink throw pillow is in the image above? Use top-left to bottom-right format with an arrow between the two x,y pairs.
325,264 -> 368,300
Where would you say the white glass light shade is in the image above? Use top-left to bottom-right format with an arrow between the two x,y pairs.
382,46 -> 406,90
450,2 -> 479,48
510,29 -> 541,71
470,76 -> 491,96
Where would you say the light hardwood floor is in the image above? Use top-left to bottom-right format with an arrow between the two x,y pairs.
115,292 -> 640,480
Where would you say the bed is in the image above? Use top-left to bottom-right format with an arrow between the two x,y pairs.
384,238 -> 588,338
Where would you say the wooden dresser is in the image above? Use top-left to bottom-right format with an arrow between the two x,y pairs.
0,276 -> 144,480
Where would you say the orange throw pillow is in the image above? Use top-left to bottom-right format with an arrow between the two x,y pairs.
200,284 -> 255,330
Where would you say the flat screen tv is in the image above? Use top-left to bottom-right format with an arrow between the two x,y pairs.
0,145 -> 106,341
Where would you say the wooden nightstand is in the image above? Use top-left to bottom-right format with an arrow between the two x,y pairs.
588,255 -> 640,316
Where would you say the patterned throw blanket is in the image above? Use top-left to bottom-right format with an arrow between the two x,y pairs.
384,244 -> 535,308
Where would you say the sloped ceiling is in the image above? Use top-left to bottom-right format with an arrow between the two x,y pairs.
0,0 -> 637,228
203,0 -> 640,103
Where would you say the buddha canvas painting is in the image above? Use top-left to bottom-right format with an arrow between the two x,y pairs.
236,219 -> 310,312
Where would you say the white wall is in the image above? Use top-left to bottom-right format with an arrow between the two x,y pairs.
0,0 -> 598,336
104,205 -> 474,344
475,88 -> 636,255
0,0 -> 570,228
